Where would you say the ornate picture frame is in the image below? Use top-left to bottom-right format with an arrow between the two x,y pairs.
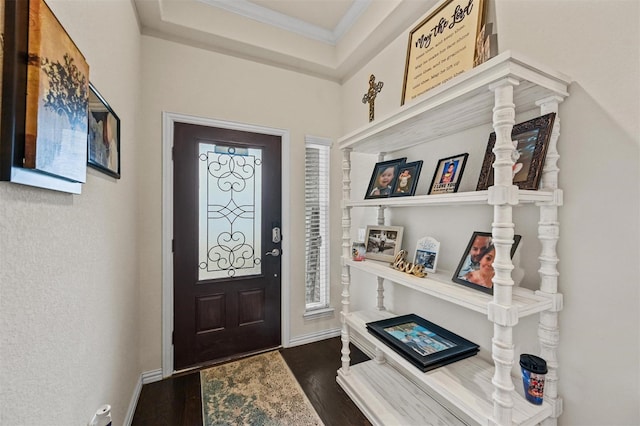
364,158 -> 406,199
364,225 -> 404,263
390,160 -> 423,197
88,83 -> 121,178
414,236 -> 440,273
428,153 -> 468,195
476,113 -> 556,191
366,314 -> 479,372
452,231 -> 521,294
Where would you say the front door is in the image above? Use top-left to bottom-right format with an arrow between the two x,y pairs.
173,122 -> 282,371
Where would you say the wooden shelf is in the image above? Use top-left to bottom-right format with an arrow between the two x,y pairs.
338,51 -> 571,154
344,189 -> 558,208
344,309 -> 553,426
345,259 -> 553,318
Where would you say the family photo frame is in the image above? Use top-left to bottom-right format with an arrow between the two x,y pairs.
452,231 -> 522,294
391,160 -> 423,197
366,314 -> 479,372
476,113 -> 556,191
88,83 -> 121,178
364,158 -> 406,199
428,153 -> 468,195
414,236 -> 440,273
364,225 -> 404,262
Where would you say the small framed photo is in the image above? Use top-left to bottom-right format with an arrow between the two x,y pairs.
88,83 -> 121,179
391,160 -> 423,197
452,231 -> 521,294
366,314 -> 479,372
365,158 -> 407,199
364,225 -> 404,262
476,113 -> 556,191
414,236 -> 440,273
428,153 -> 468,195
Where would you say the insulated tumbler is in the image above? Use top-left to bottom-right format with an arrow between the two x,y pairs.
519,354 -> 547,405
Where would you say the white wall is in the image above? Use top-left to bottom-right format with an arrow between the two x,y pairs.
138,36 -> 344,371
341,1 -> 640,425
0,1 -> 142,425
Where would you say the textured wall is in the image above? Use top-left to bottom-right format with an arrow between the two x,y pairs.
0,1 -> 142,424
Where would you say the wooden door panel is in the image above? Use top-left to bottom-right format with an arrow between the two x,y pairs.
173,122 -> 281,370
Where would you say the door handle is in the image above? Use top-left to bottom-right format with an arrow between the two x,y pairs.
265,248 -> 280,257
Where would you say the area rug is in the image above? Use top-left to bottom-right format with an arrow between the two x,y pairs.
201,350 -> 324,426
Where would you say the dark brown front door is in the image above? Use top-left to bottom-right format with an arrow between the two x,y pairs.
173,122 -> 282,371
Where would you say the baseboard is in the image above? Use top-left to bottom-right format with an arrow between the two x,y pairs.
286,327 -> 341,347
124,369 -> 163,426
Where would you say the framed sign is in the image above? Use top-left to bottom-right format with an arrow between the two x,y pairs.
476,113 -> 556,191
428,153 -> 468,195
401,0 -> 485,105
414,236 -> 440,273
366,314 -> 479,372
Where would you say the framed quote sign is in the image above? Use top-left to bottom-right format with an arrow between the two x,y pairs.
401,0 -> 485,105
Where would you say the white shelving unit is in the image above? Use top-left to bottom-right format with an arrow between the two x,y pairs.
337,51 -> 571,426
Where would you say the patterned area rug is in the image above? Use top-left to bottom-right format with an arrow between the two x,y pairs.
201,351 -> 324,426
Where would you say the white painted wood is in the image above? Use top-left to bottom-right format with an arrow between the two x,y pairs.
344,310 -> 553,426
341,148 -> 353,374
338,52 -> 569,426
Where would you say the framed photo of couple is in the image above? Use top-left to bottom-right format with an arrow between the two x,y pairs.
364,158 -> 423,199
452,231 -> 521,294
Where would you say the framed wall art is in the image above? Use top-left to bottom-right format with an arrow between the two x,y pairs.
1,0 -> 89,193
364,225 -> 404,263
401,0 -> 485,105
366,314 -> 479,372
391,160 -> 422,197
428,153 -> 468,195
364,158 -> 406,199
414,236 -> 440,273
452,231 -> 521,294
476,113 -> 556,191
88,83 -> 121,178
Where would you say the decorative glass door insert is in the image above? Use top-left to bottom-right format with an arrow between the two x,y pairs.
198,143 -> 262,280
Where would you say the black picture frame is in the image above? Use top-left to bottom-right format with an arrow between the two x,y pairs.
88,83 -> 121,179
390,160 -> 422,197
476,113 -> 556,191
366,314 -> 479,372
364,158 -> 406,199
452,231 -> 522,294
428,153 -> 469,195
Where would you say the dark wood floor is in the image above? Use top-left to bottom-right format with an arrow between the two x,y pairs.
132,337 -> 371,426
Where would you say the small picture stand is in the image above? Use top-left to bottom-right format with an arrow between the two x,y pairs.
414,237 -> 440,273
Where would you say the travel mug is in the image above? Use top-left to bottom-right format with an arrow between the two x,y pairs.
519,354 -> 547,405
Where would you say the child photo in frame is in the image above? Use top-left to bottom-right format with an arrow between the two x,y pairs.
365,158 -> 406,199
428,153 -> 468,195
391,160 -> 423,197
452,231 -> 521,294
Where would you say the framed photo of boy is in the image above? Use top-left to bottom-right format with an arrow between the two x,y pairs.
476,113 -> 556,191
428,153 -> 468,195
364,158 -> 406,199
391,160 -> 423,197
452,231 -> 521,294
364,225 -> 404,262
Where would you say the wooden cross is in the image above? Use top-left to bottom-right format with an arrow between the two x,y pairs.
362,74 -> 383,122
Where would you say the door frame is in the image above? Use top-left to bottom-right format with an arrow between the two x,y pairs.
161,111 -> 291,377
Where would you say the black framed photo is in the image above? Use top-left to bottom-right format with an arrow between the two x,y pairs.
428,153 -> 469,195
391,160 -> 422,197
476,113 -> 556,191
364,158 -> 406,199
366,314 -> 479,372
88,83 -> 121,178
452,231 -> 522,294
364,225 -> 404,262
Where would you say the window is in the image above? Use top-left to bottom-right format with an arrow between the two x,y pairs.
304,136 -> 332,315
